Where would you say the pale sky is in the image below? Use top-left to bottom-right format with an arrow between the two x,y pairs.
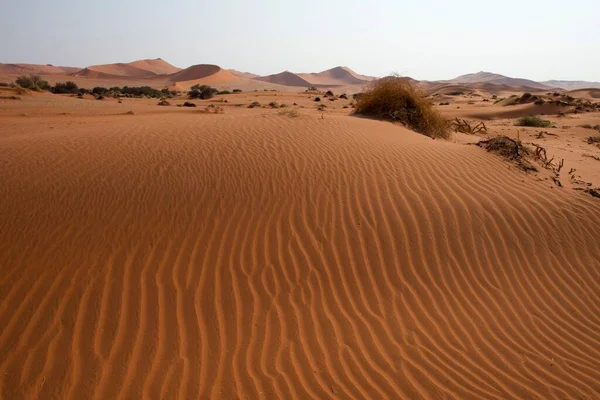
1,0 -> 598,81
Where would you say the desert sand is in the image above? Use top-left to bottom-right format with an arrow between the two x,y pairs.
1,81 -> 600,400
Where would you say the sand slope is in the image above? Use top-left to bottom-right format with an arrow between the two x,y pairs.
1,97 -> 600,399
127,58 -> 181,75
298,66 -> 370,86
0,63 -> 81,75
256,71 -> 313,87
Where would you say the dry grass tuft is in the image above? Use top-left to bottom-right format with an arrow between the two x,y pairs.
353,76 -> 450,139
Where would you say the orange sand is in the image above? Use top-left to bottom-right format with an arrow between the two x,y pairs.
1,91 -> 600,399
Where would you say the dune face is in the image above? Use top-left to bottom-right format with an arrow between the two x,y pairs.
127,58 -> 181,75
0,63 -> 81,75
76,63 -> 160,78
256,71 -> 313,87
1,92 -> 600,399
298,66 -> 370,86
450,71 -> 553,90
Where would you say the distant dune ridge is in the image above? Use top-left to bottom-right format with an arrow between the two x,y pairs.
1,58 -> 599,92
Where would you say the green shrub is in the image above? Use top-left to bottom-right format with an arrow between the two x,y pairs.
15,74 -> 50,91
93,87 -> 109,95
515,116 -> 553,128
218,90 -> 231,95
52,81 -> 79,94
189,84 -> 218,99
353,76 -> 450,139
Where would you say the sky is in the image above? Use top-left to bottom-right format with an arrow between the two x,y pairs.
1,0 -> 599,81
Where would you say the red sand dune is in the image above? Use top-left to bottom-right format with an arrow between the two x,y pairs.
298,66 -> 370,86
1,92 -> 600,399
0,63 -> 81,75
77,63 -> 159,78
127,58 -> 181,75
256,71 -> 313,87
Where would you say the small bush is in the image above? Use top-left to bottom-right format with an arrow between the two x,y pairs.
352,93 -> 363,100
268,101 -> 279,108
52,81 -> 79,94
248,101 -> 261,108
189,85 -> 218,99
157,99 -> 170,106
317,104 -> 327,111
314,97 -> 321,102
339,93 -> 348,99
325,90 -> 334,97
93,87 -> 109,95
587,135 -> 600,144
15,74 -> 50,91
218,90 -> 231,95
579,124 -> 593,129
96,95 -> 104,100
515,116 -> 553,128
449,91 -> 464,96
534,99 -> 545,105
353,76 -> 450,139
232,89 -> 242,93
0,82 -> 10,87
439,102 -> 450,106
306,86 -> 318,92
278,108 -> 298,117
183,101 -> 196,107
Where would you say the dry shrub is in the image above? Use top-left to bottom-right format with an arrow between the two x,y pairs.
353,76 -> 450,139
476,136 -> 536,172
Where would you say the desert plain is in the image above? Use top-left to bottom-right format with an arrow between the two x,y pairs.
1,59 -> 600,399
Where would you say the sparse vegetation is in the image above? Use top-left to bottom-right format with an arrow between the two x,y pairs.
15,74 -> 50,91
451,118 -> 488,134
182,101 -> 196,107
278,108 -> 299,117
353,76 -> 450,139
306,86 -> 318,92
248,101 -> 261,108
157,99 -> 170,106
449,91 -> 464,96
314,97 -> 321,102
232,89 -> 242,93
52,81 -> 79,94
515,116 -> 554,128
0,82 -> 11,87
325,90 -> 334,97
189,85 -> 218,99
339,94 -> 348,99
477,135 -> 536,172
268,101 -> 279,108
587,135 -> 600,145
218,90 -> 231,95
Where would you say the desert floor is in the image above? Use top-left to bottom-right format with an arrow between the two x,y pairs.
1,90 -> 600,399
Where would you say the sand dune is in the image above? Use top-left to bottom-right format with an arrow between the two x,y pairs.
1,93 -> 599,399
256,71 -> 313,87
298,66 -> 370,86
0,63 -> 81,75
77,63 -> 159,78
449,71 -> 553,91
128,58 -> 181,75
